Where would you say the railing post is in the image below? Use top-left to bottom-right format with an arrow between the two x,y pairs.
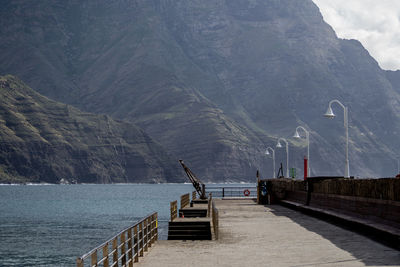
148,217 -> 152,245
208,193 -> 212,217
128,229 -> 133,267
222,187 -> 225,198
149,215 -> 153,245
76,258 -> 83,267
170,201 -> 173,221
139,223 -> 144,257
212,202 -> 219,240
120,232 -> 126,266
150,214 -> 155,244
103,244 -> 109,267
146,217 -> 150,247
154,213 -> 158,241
134,225 -> 139,262
144,219 -> 148,252
91,250 -> 97,267
112,238 -> 118,266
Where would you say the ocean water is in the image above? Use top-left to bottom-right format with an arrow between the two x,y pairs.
0,183 -> 195,267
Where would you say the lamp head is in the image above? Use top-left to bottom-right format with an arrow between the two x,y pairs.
276,141 -> 283,148
293,130 -> 301,139
265,150 -> 270,155
324,106 -> 335,118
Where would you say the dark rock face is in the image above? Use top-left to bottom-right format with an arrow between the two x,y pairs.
0,75 -> 182,183
1,0 -> 400,180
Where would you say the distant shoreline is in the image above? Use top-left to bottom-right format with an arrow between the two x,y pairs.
0,182 -> 256,186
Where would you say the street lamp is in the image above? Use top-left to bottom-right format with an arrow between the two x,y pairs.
265,147 -> 276,178
324,99 -> 350,178
293,126 -> 310,177
276,138 -> 289,178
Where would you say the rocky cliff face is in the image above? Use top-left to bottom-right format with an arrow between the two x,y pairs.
1,0 -> 400,180
0,75 -> 182,183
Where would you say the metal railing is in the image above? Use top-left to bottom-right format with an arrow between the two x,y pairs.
206,186 -> 257,198
76,212 -> 158,267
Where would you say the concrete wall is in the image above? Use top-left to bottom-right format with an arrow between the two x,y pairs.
264,178 -> 400,227
312,178 -> 399,201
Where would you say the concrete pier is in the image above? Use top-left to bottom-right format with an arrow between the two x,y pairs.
137,199 -> 400,267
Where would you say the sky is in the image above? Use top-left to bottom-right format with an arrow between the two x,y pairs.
312,0 -> 400,71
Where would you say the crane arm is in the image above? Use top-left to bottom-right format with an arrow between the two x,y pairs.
179,160 -> 206,199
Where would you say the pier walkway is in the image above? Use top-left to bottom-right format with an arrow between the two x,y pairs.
137,199 -> 400,267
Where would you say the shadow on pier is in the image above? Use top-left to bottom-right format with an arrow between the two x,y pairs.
267,204 -> 400,266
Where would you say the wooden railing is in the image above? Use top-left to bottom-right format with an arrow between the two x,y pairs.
170,200 -> 178,222
207,193 -> 212,217
171,192 -> 197,221
180,193 -> 190,209
212,201 -> 219,240
76,212 -> 158,267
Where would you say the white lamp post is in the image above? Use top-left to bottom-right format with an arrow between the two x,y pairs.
277,138 -> 289,178
324,99 -> 350,178
293,126 -> 310,177
265,147 -> 276,178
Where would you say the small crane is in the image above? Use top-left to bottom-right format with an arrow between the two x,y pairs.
179,160 -> 206,199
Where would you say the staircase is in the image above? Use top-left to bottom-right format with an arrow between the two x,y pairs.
179,208 -> 208,218
168,192 -> 212,240
168,220 -> 211,240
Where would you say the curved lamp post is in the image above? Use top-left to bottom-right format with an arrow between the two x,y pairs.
324,99 -> 350,178
277,138 -> 289,178
265,147 -> 276,178
293,126 -> 310,177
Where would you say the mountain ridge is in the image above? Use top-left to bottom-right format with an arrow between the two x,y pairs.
1,0 -> 400,180
0,75 -> 183,183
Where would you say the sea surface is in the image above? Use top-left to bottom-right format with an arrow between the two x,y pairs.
0,183 -> 254,267
0,183 -> 194,266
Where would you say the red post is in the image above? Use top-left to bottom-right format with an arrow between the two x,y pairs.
304,156 -> 308,180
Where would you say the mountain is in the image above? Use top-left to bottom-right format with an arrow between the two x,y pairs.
1,0 -> 400,180
386,70 -> 400,92
0,75 -> 182,184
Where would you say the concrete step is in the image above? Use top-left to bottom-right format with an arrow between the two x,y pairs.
179,209 -> 208,218
168,220 -> 212,240
168,229 -> 210,235
167,234 -> 211,240
191,199 -> 209,205
169,220 -> 210,226
169,224 -> 210,230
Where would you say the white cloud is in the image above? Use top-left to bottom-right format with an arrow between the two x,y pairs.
312,0 -> 400,70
